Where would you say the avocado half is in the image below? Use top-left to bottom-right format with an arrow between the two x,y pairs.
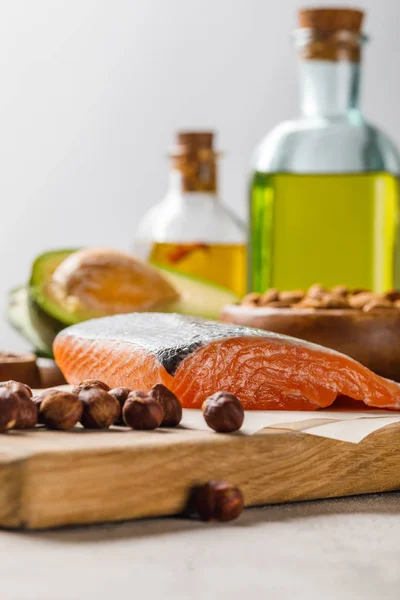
153,264 -> 239,320
7,287 -> 64,357
9,249 -> 239,357
28,249 -> 238,326
29,248 -> 82,326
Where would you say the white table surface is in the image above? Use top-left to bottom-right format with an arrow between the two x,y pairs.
1,493 -> 399,600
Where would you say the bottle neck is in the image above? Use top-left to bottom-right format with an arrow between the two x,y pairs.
169,152 -> 218,195
299,59 -> 361,119
295,23 -> 365,121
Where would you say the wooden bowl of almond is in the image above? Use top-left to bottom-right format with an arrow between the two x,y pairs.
220,285 -> 400,381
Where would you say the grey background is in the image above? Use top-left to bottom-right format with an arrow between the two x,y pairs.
1,0 -> 399,349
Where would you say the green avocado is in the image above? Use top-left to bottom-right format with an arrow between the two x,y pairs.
30,248 -> 78,288
28,248 -> 240,328
153,265 -> 239,319
29,248 -> 80,326
7,287 -> 65,357
9,249 -> 239,356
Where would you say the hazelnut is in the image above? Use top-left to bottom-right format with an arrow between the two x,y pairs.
79,388 -> 121,429
194,480 -> 244,522
108,387 -> 132,424
149,384 -> 182,427
0,380 -> 32,400
15,396 -> 38,429
123,392 -> 164,430
202,391 -> 244,433
71,379 -> 110,394
0,387 -> 20,432
109,387 -> 132,409
39,391 -> 83,430
129,390 -> 148,398
33,388 -> 61,414
1,383 -> 37,429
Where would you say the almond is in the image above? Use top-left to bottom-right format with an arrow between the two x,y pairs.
241,293 -> 261,306
264,300 -> 293,308
348,292 -> 376,309
258,289 -> 279,306
332,285 -> 349,297
279,290 -> 305,303
306,284 -> 327,300
362,298 -> 395,312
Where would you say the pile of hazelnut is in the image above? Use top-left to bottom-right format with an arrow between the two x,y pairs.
0,379 -> 246,434
242,284 -> 400,312
0,380 -> 246,521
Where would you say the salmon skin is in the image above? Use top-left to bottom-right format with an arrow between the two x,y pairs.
53,313 -> 400,411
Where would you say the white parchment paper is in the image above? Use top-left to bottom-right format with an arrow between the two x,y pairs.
181,408 -> 400,444
53,385 -> 400,445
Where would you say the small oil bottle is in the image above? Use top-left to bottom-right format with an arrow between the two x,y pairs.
250,7 -> 400,293
135,132 -> 246,296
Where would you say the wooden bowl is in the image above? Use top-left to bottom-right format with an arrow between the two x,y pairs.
220,304 -> 400,381
0,352 -> 40,387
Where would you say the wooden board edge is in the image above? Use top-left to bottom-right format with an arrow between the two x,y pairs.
0,458 -> 27,528
4,421 -> 400,529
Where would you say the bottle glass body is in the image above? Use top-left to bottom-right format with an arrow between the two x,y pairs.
249,31 -> 400,293
135,163 -> 246,297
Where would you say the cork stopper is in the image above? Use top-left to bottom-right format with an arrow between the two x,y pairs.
297,7 -> 365,62
171,131 -> 218,193
177,131 -> 214,153
298,8 -> 364,32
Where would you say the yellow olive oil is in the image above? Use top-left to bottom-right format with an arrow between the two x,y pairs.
250,172 -> 399,292
150,242 -> 247,296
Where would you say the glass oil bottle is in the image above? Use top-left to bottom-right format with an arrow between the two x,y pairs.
136,132 -> 246,296
250,8 -> 400,293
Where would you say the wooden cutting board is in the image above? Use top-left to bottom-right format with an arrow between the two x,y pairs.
1,406 -> 400,529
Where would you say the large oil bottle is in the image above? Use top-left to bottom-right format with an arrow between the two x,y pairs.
250,8 -> 400,293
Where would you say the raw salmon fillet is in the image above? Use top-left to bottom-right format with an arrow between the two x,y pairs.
53,313 -> 400,410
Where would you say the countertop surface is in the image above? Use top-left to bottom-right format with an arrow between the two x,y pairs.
1,492 -> 399,600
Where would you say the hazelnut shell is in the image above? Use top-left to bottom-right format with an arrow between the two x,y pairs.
108,387 -> 132,410
196,480 -> 244,522
108,387 -> 132,424
39,391 -> 83,430
123,393 -> 164,430
72,379 -> 110,395
0,380 -> 32,401
79,388 -> 121,429
149,384 -> 182,427
15,396 -> 38,429
202,392 -> 244,433
0,387 -> 20,432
